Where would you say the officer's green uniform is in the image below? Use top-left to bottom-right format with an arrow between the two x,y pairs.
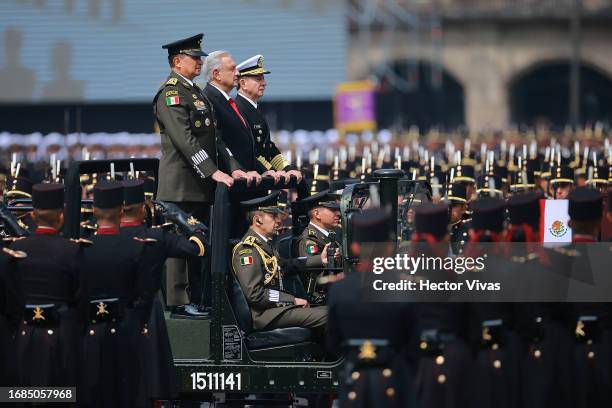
154,34 -> 242,307
297,224 -> 335,258
153,36 -> 241,203
296,191 -> 341,260
231,193 -> 326,331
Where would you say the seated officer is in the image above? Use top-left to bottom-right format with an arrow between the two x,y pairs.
8,183 -> 80,387
232,191 -> 327,333
296,190 -> 342,298
296,190 -> 342,260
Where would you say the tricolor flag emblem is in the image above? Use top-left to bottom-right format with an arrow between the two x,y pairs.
306,244 -> 318,255
240,255 -> 254,265
166,96 -> 180,106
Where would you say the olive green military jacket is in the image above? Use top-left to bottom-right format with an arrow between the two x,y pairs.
297,223 -> 340,261
232,228 -> 298,330
153,71 -> 242,203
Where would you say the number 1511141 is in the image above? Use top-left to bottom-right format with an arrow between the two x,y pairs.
190,372 -> 242,391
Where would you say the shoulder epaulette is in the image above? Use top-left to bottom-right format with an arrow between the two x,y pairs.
2,247 -> 27,258
552,246 -> 580,257
242,236 -> 257,247
166,77 -> 178,86
70,238 -> 93,247
152,222 -> 174,230
133,237 -> 158,244
80,221 -> 98,230
2,236 -> 26,242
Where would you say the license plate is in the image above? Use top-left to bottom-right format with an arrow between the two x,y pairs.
190,372 -> 244,391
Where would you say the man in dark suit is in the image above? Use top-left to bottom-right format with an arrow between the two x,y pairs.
202,50 -> 279,183
235,54 -> 302,183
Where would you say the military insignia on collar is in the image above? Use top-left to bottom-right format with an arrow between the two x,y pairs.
166,78 -> 178,85
306,242 -> 318,255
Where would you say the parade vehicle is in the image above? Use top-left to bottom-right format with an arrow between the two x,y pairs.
57,160 -> 430,406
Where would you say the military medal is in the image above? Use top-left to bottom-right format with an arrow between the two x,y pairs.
205,118 -> 211,126
195,120 -> 201,128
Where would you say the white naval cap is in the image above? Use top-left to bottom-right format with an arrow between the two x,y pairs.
236,54 -> 271,76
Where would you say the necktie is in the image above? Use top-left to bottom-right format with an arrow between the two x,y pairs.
228,98 -> 247,128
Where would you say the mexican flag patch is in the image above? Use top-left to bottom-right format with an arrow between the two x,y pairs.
306,244 -> 319,255
166,95 -> 180,106
240,255 -> 253,265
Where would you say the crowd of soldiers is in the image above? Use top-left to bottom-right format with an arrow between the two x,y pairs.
1,31 -> 612,407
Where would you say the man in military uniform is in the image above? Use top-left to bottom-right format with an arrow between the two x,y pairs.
0,245 -> 25,387
154,34 -> 248,312
410,203 -> 472,408
235,54 -> 302,183
296,190 -> 342,259
121,179 -> 207,318
120,179 -> 208,401
549,165 -> 574,199
327,208 -> 415,407
295,190 -> 342,298
8,183 -> 80,388
79,181 -> 155,407
446,183 -> 470,255
551,187 -> 610,407
231,191 -> 327,332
